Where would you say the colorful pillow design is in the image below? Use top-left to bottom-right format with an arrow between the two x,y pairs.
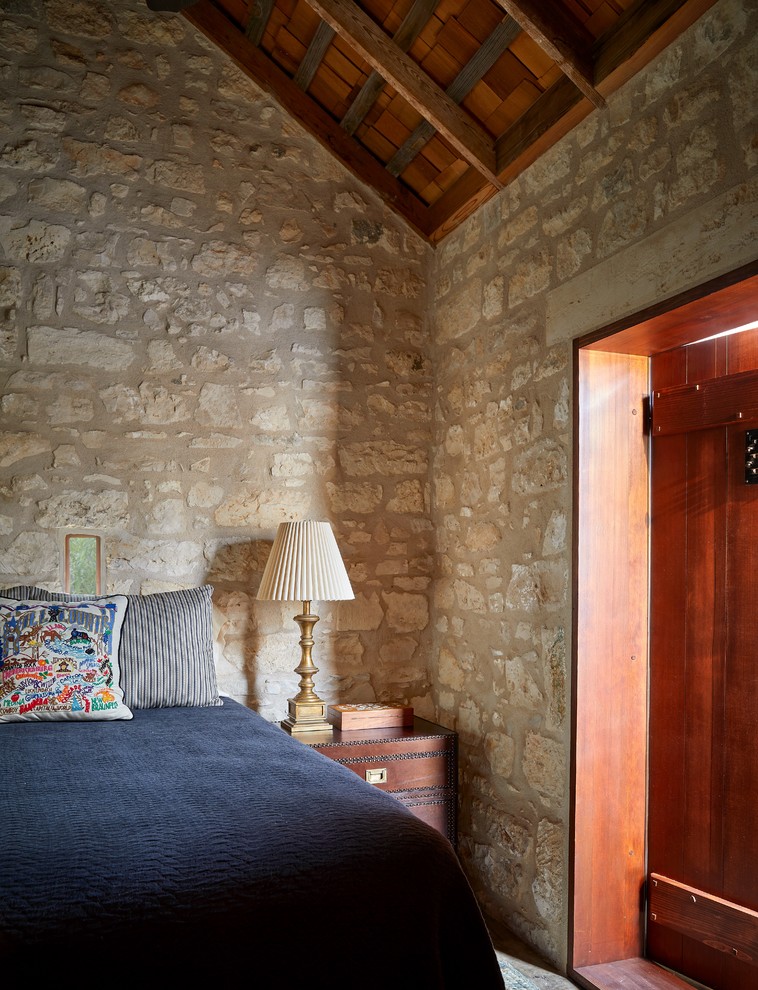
0,596 -> 132,722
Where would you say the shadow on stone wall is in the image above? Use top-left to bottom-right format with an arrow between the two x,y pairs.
205,538 -> 270,716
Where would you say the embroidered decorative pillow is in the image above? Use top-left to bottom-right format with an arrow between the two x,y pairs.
1,585 -> 221,710
0,596 -> 132,722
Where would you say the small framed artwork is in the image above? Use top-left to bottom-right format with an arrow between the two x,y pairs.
64,533 -> 102,595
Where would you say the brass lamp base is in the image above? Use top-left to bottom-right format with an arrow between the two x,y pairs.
280,697 -> 333,735
280,601 -> 334,736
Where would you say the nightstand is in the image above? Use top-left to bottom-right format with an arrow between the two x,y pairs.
305,717 -> 458,846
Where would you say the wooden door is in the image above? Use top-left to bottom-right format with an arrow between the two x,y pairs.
647,331 -> 758,989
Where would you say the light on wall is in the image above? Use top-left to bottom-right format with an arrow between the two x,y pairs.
257,520 -> 354,735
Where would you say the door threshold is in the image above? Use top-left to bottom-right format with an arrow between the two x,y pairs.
572,956 -> 697,990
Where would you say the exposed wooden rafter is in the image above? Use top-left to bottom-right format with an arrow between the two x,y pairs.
177,0 -> 717,243
387,16 -> 521,179
593,0 -> 716,90
245,0 -> 275,45
492,0 -> 605,108
340,0 -> 437,136
422,0 -> 710,241
294,21 -> 336,91
425,75 -> 587,241
183,0 -> 431,237
495,75 -> 584,174
306,0 -> 502,188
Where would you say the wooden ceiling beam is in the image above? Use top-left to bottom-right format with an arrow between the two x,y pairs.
182,0 -> 431,239
495,74 -> 583,172
245,0 -> 276,46
305,0 -> 502,187
491,0 -> 605,109
425,76 -> 588,241
341,0 -> 437,135
387,16 -> 521,178
186,0 -> 714,244
425,1 -> 714,240
593,0 -> 716,90
294,21 -> 336,90
422,166 -> 494,241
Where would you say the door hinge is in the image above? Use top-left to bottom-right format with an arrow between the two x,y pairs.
746,429 -> 758,484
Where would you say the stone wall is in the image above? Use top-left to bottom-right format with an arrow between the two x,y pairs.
0,0 -> 435,723
430,0 -> 757,966
2,0 -> 757,974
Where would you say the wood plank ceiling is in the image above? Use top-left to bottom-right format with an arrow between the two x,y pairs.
151,0 -> 716,243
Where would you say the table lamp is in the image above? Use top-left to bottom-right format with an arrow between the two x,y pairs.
257,520 -> 354,735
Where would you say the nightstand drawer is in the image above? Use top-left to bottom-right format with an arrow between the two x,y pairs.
400,791 -> 452,840
309,717 -> 458,846
334,748 -> 449,791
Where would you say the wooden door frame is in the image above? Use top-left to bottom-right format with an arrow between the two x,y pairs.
569,259 -> 758,990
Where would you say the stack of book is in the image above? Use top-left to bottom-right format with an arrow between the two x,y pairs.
326,702 -> 414,730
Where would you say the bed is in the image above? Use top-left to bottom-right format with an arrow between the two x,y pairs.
0,585 -> 503,986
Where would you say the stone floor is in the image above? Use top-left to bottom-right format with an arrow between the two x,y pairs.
486,916 -> 578,989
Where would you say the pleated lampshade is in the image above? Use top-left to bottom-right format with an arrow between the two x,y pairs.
257,521 -> 355,602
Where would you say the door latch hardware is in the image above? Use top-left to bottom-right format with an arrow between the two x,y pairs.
365,767 -> 387,785
746,429 -> 758,485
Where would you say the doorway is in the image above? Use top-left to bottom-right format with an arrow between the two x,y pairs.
569,262 -> 758,990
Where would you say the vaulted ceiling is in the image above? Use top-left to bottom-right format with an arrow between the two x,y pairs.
152,0 -> 716,243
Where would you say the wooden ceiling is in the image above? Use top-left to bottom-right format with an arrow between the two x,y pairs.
167,0 -> 715,243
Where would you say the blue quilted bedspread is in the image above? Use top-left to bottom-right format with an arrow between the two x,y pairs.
1,699 -> 502,986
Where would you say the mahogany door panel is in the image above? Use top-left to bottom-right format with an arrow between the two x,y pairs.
721,422 -> 758,987
723,423 -> 758,913
648,333 -> 758,990
648,426 -> 730,990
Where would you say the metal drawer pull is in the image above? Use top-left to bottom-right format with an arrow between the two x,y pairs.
365,767 -> 387,784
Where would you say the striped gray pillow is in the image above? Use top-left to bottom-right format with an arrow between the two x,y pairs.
1,585 -> 221,710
